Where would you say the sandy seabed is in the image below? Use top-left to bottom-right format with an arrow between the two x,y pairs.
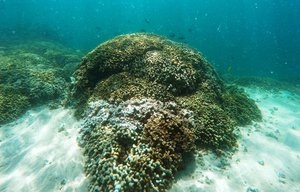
0,87 -> 299,192
171,88 -> 300,192
0,108 -> 88,192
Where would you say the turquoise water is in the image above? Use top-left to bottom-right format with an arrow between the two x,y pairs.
0,1 -> 300,192
1,0 -> 299,80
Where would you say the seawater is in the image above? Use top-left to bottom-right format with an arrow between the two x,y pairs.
0,1 -> 300,192
0,0 -> 299,80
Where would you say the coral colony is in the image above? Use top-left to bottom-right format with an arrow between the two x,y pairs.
0,40 -> 82,124
72,33 -> 261,191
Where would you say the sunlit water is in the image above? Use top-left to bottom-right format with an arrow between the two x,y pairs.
0,107 -> 87,192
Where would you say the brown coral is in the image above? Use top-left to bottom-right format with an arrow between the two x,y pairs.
74,33 -> 262,191
144,108 -> 196,167
80,99 -> 195,192
73,33 -> 219,100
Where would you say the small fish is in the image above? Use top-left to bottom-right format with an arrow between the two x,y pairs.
188,28 -> 193,33
144,18 -> 150,24
227,64 -> 232,73
177,36 -> 185,40
140,29 -> 146,32
169,33 -> 176,38
217,24 -> 221,32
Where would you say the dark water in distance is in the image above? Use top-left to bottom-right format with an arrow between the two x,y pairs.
0,0 -> 299,81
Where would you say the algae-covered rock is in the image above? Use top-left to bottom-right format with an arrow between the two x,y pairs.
73,33 -> 261,191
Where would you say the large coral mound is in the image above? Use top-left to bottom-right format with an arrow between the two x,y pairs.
74,33 -> 222,98
73,33 -> 261,191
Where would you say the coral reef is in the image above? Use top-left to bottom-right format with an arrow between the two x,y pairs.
176,90 -> 236,150
73,33 -> 262,191
0,85 -> 29,124
0,40 -> 82,124
176,85 -> 262,149
24,69 -> 68,103
73,33 -> 222,99
221,86 -> 262,126
90,72 -> 174,102
80,99 -> 195,191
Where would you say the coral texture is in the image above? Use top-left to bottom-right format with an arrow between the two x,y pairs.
0,40 -> 82,124
0,85 -> 29,124
73,33 -> 222,98
73,33 -> 262,191
80,99 -> 195,191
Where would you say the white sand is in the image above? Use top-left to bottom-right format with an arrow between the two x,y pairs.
0,88 -> 299,192
0,107 -> 88,192
171,88 -> 300,192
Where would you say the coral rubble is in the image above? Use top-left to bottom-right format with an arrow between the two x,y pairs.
73,33 -> 262,191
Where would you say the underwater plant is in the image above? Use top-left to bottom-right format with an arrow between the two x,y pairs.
73,33 -> 262,191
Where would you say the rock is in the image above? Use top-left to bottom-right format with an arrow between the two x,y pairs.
258,160 -> 265,166
246,186 -> 259,192
277,172 -> 287,184
60,179 -> 66,185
